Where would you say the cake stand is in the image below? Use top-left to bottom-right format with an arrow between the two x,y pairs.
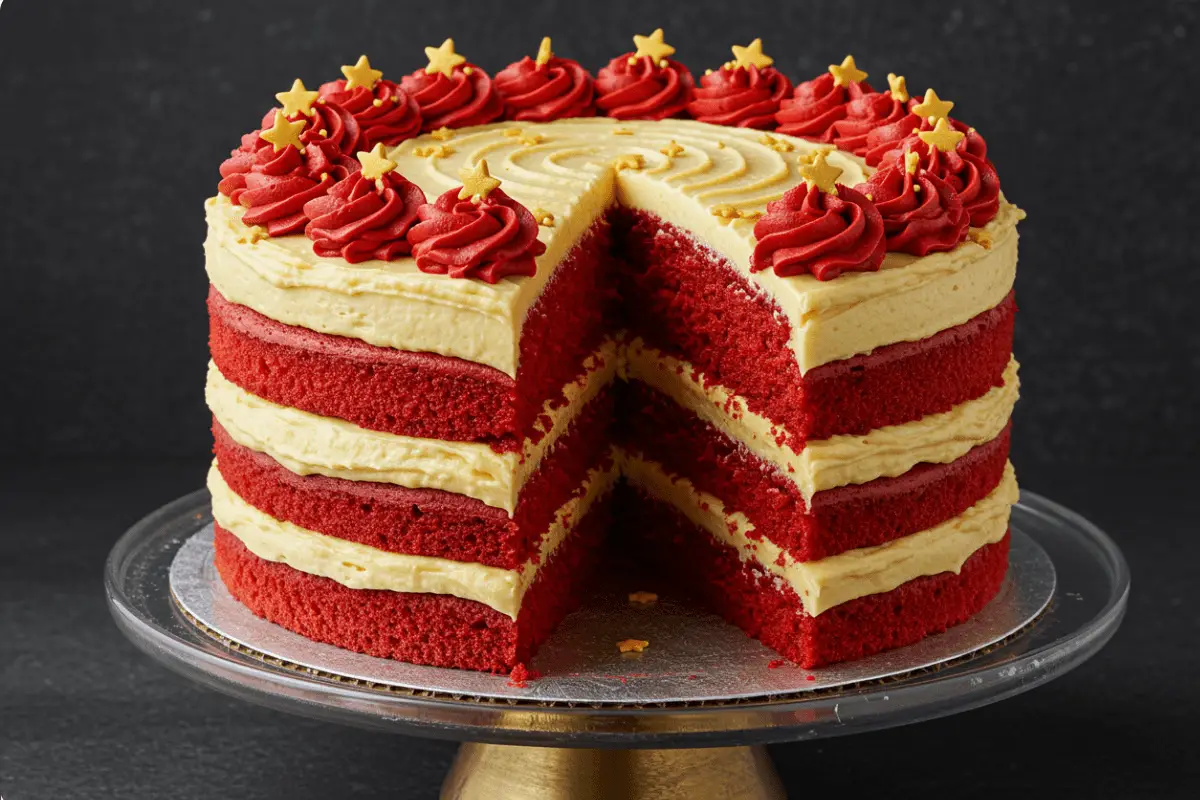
106,488 -> 1128,799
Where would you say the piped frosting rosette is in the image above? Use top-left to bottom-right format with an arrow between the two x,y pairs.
401,39 -> 504,131
596,29 -> 694,120
495,38 -> 596,122
302,145 -> 427,263
857,152 -> 970,255
407,160 -> 547,284
318,56 -> 422,151
750,151 -> 885,281
775,56 -> 873,141
688,66 -> 791,128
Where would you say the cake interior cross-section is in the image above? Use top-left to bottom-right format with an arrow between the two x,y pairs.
204,34 -> 1024,674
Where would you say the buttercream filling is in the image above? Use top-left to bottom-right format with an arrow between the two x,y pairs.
209,459 -> 617,619
206,118 -> 1021,378
205,341 -> 618,513
210,452 -> 1014,619
620,452 -> 1017,616
622,338 -> 1019,501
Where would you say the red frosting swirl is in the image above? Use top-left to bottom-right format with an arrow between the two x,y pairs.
882,137 -> 1001,227
407,188 -> 547,283
218,105 -> 359,202
828,91 -> 910,156
595,55 -> 694,120
317,78 -> 422,151
750,183 -> 885,281
495,55 -> 596,121
236,144 -> 334,236
775,72 -> 872,141
218,130 -> 272,199
301,170 -> 427,263
856,162 -> 969,255
400,65 -> 504,131
686,65 -> 792,129
863,111 -> 986,166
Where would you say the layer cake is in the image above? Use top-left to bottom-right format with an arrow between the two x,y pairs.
204,37 -> 1024,673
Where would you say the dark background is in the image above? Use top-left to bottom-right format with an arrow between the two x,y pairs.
1,0 -> 1196,797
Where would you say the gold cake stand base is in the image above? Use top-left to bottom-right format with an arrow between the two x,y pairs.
441,742 -> 784,799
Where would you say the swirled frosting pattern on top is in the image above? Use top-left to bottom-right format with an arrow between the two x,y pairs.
205,118 -> 1022,377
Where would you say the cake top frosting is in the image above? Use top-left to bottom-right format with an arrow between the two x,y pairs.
207,37 -> 1024,377
214,37 -> 1014,282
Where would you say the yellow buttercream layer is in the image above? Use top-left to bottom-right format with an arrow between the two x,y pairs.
205,341 -> 618,513
623,339 -> 1019,500
621,452 -> 1017,616
206,118 -> 1021,377
209,459 -> 619,619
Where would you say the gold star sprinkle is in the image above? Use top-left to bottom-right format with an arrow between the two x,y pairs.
828,55 -> 867,87
617,639 -> 649,653
424,38 -> 466,78
342,55 -> 383,91
519,133 -> 545,146
632,28 -> 675,62
904,150 -> 920,174
918,117 -> 965,152
711,204 -> 740,224
887,73 -> 909,103
969,229 -> 993,249
759,133 -> 794,153
357,143 -> 397,182
612,127 -> 634,136
412,144 -> 455,159
799,150 -> 843,193
628,591 -> 658,605
275,79 -> 319,118
458,159 -> 501,203
430,127 -> 455,141
532,208 -> 555,226
660,140 -> 685,158
259,110 -> 307,152
912,88 -> 954,123
613,153 -> 646,171
730,38 -> 773,70
536,36 -> 554,67
710,205 -> 762,225
503,127 -> 523,137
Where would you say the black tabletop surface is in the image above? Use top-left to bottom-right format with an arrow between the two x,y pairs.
0,459 -> 1192,798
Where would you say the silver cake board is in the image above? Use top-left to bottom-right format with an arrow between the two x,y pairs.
170,525 -> 1055,705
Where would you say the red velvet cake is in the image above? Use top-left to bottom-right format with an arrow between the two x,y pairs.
204,35 -> 1024,673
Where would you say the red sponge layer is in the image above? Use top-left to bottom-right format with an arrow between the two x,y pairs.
803,292 -> 1015,440
212,490 -> 612,674
212,386 -> 615,570
620,485 -> 1010,668
612,207 -> 1015,447
620,378 -> 1011,561
208,221 -> 615,453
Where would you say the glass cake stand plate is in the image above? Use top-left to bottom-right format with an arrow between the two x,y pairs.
106,489 -> 1129,800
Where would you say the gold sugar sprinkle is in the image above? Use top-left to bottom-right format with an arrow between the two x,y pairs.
660,140 -> 685,158
969,230 -> 993,249
613,153 -> 646,171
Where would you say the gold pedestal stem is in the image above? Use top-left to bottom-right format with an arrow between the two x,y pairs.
441,742 -> 785,799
